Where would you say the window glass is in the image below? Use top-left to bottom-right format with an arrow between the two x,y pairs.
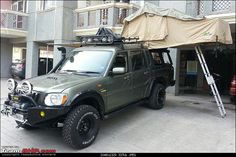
18,1 -> 24,11
59,51 -> 113,74
117,8 -> 127,24
12,0 -> 27,13
100,9 -> 108,25
151,52 -> 162,64
17,15 -> 23,28
163,53 -> 171,64
132,52 -> 146,71
113,53 -> 128,72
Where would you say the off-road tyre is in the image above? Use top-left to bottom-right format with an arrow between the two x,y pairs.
62,105 -> 100,149
148,84 -> 166,109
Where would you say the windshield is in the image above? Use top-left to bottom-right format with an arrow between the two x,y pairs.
57,50 -> 113,75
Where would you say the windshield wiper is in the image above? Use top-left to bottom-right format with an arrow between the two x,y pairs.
59,70 -> 100,75
77,71 -> 101,74
58,70 -> 78,74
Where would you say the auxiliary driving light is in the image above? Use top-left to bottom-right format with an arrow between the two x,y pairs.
80,35 -> 114,45
21,81 -> 33,95
7,79 -> 17,93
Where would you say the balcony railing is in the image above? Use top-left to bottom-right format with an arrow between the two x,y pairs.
0,10 -> 28,31
197,0 -> 235,15
74,2 -> 139,32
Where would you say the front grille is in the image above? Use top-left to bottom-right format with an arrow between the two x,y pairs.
32,91 -> 39,102
32,91 -> 46,105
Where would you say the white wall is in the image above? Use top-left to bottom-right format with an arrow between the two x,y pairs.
1,38 -> 13,78
159,0 -> 186,12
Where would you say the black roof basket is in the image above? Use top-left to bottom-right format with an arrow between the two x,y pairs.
96,27 -> 123,42
79,27 -> 141,45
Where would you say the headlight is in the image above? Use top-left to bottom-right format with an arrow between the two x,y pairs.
44,93 -> 68,106
7,79 -> 17,93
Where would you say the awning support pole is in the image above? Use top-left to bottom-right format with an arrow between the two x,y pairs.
194,46 -> 226,118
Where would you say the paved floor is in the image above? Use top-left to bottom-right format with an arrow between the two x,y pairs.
0,78 -> 235,153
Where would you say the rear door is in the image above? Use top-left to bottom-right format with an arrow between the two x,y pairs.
150,51 -> 174,86
130,50 -> 151,101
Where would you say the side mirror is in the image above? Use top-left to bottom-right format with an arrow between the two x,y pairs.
112,67 -> 125,75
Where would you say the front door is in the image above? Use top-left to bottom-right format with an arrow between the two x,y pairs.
106,51 -> 132,112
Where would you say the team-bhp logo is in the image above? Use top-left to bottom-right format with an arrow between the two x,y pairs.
1,146 -> 56,154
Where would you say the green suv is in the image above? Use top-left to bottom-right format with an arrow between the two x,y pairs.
2,28 -> 175,149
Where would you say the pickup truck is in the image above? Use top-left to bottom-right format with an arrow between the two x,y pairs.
2,32 -> 175,149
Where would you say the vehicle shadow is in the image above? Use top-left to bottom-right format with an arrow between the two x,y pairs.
2,104 -> 151,152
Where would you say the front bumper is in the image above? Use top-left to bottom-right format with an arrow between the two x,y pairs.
2,95 -> 70,127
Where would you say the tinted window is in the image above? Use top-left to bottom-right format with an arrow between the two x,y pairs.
132,52 -> 146,71
113,52 -> 128,72
151,52 -> 163,65
163,52 -> 171,64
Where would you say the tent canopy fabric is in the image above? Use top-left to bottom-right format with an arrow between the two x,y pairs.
121,3 -> 233,49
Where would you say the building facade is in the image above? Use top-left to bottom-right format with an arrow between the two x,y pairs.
1,0 -> 235,95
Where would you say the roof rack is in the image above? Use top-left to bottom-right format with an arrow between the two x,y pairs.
122,37 -> 140,43
79,27 -> 142,46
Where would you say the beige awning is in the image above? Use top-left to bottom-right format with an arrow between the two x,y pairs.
121,3 -> 233,49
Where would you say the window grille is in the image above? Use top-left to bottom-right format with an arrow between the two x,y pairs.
212,0 -> 231,11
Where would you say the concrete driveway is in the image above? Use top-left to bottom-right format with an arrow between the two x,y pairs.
0,78 -> 235,153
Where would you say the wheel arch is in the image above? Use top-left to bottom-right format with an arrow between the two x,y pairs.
69,91 -> 105,119
148,77 -> 167,97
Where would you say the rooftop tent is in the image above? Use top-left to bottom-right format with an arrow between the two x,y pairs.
121,3 -> 233,49
121,3 -> 233,117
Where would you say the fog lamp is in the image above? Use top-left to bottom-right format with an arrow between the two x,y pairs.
40,111 -> 45,117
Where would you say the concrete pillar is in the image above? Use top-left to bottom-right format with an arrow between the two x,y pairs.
84,12 -> 89,28
203,0 -> 213,15
185,0 -> 198,16
21,49 -> 26,59
231,0 -> 235,13
25,41 -> 39,78
108,7 -> 115,26
96,10 -> 101,27
166,48 -> 180,95
0,38 -> 13,78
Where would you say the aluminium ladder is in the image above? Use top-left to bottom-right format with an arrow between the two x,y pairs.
194,45 -> 226,118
